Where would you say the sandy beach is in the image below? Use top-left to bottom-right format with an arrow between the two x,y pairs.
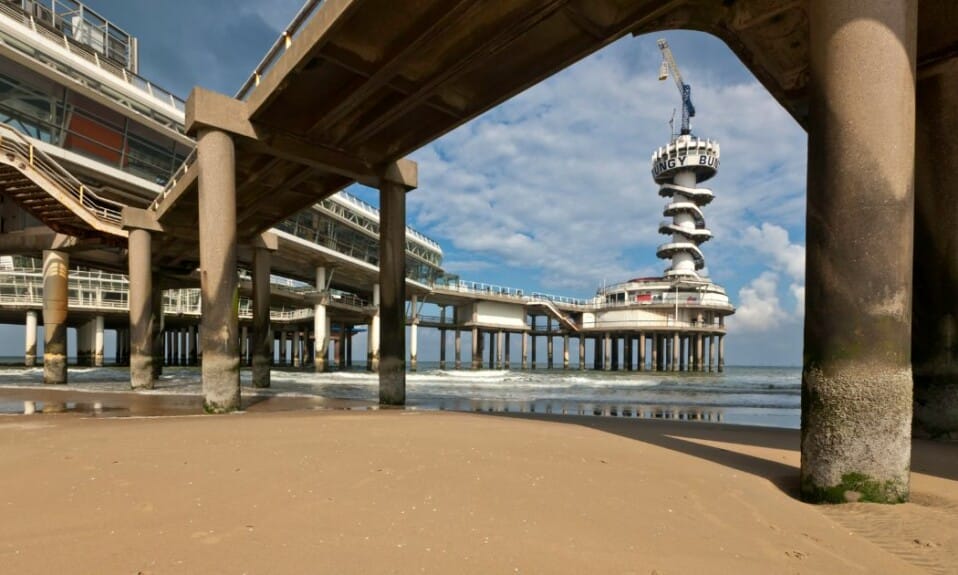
0,408 -> 956,574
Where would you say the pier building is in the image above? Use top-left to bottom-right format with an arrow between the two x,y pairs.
0,0 -> 954,502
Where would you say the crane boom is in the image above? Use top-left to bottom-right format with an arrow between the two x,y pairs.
656,39 -> 695,136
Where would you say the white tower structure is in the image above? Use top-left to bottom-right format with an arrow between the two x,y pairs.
652,136 -> 720,277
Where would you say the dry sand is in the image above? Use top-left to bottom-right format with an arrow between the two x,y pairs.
0,409 -> 956,574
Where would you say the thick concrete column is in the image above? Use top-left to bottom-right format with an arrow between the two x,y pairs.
912,46 -> 958,437
651,335 -> 658,373
504,332 -> 511,369
314,266 -> 328,374
672,332 -> 679,373
578,334 -> 585,370
696,334 -> 704,372
488,331 -> 495,369
252,247 -> 273,387
603,333 -> 611,371
708,335 -> 716,372
151,279 -> 164,378
455,328 -> 462,369
188,325 -> 197,365
42,250 -> 68,384
718,335 -> 725,373
128,229 -> 154,389
409,294 -> 418,372
638,333 -> 646,371
240,325 -> 248,367
802,0 -> 916,503
197,128 -> 240,412
439,307 -> 447,370
520,331 -> 528,369
562,334 -> 569,370
25,310 -> 37,367
370,284 -> 381,373
379,180 -> 405,404
611,336 -> 619,371
471,327 -> 480,369
279,330 -> 287,365
345,326 -> 353,368
624,336 -> 632,371
530,324 -> 537,369
496,330 -> 504,369
546,321 -> 554,369
292,328 -> 301,367
593,337 -> 601,370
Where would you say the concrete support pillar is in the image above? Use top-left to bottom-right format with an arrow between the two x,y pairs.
671,332 -> 682,371
151,278 -> 163,378
25,310 -> 37,367
378,177 -> 406,404
708,335 -> 716,373
294,328 -> 302,367
520,331 -> 528,370
718,335 -> 725,373
624,336 -> 632,371
912,34 -> 958,437
345,326 -> 353,368
638,333 -> 646,371
530,320 -> 537,370
802,0 -> 916,503
188,325 -> 197,365
240,325 -> 248,367
603,333 -> 611,371
610,336 -> 619,371
578,334 -> 585,370
680,336 -> 687,372
593,337 -> 601,370
696,334 -> 704,372
409,294 -> 418,372
178,328 -> 187,366
92,316 -> 104,367
496,330 -> 504,370
471,327 -> 480,369
252,247 -> 273,387
279,330 -> 287,365
651,335 -> 658,373
439,307 -> 447,370
488,331 -> 494,369
562,334 -> 569,370
314,266 -> 328,374
504,332 -> 511,369
197,128 -> 240,413
42,250 -> 68,384
546,322 -> 554,369
370,284 -> 381,373
455,328 -> 462,369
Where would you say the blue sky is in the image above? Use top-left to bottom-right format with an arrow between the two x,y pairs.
5,1 -> 808,366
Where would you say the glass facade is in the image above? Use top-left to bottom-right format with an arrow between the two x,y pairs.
0,57 -> 189,184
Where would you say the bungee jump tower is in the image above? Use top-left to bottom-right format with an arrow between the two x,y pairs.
576,39 -> 734,372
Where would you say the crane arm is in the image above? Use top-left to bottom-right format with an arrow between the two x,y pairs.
657,38 -> 695,136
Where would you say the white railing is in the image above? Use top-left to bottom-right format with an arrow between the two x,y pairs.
0,2 -> 185,118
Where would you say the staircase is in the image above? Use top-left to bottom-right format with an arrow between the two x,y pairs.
0,124 -> 127,239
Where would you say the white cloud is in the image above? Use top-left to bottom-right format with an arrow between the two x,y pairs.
410,33 -> 806,296
730,272 -> 789,332
742,223 -> 805,281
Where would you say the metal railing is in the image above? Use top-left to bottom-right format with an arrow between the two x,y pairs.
235,0 -> 324,100
0,1 -> 186,119
151,147 -> 197,211
0,123 -> 125,226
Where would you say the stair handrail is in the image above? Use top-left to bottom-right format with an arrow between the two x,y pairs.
0,124 -> 125,225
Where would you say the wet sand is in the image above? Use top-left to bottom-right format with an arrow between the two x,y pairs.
0,409 -> 956,574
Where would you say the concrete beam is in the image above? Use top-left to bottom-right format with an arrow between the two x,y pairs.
121,207 -> 165,233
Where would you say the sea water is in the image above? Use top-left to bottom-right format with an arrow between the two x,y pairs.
0,361 -> 800,428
